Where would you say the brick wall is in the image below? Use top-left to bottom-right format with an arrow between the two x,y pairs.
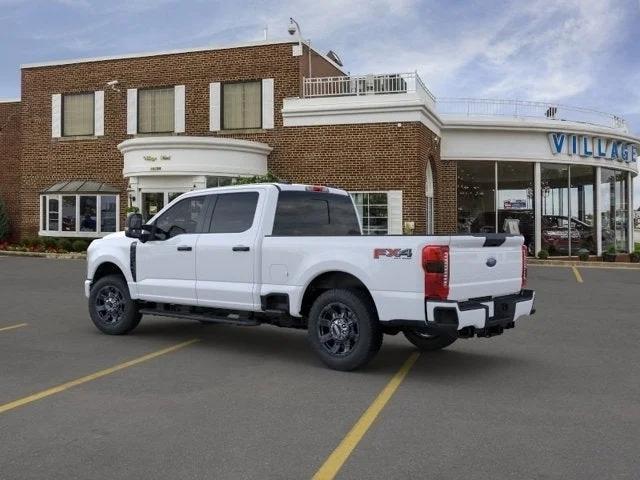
254,122 -> 441,235
0,101 -> 21,240
16,41 -> 454,239
19,42 -> 305,238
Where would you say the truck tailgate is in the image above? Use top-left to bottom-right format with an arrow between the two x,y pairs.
448,235 -> 524,300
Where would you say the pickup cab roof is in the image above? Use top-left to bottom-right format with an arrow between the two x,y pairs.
179,183 -> 350,198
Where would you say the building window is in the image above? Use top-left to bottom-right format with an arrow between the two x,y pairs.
222,81 -> 261,130
62,92 -> 94,136
426,162 -> 435,234
40,194 -> 119,237
351,192 -> 389,235
206,176 -> 238,188
498,162 -> 535,254
138,87 -> 175,133
601,168 -> 629,253
457,161 -> 496,234
62,196 -> 77,232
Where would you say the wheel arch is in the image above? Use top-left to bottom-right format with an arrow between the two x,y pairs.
299,271 -> 379,320
92,262 -> 127,283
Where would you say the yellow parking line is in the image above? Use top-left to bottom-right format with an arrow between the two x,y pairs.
312,352 -> 420,480
572,266 -> 583,283
0,338 -> 199,415
0,323 -> 28,333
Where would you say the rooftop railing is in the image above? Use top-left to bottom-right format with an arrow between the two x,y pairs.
436,98 -> 627,131
302,72 -> 436,103
301,74 -> 627,131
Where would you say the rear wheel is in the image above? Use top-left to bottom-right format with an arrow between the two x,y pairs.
89,274 -> 141,335
307,289 -> 382,371
402,329 -> 457,351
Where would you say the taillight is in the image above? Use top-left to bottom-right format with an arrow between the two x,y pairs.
521,245 -> 528,289
422,245 -> 450,300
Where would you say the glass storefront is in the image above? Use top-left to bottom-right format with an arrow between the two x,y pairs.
457,161 -> 496,234
601,168 -> 629,253
570,166 -> 596,253
457,160 -> 631,256
498,162 -> 535,253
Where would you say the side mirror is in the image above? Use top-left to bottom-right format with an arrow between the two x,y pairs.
125,213 -> 143,239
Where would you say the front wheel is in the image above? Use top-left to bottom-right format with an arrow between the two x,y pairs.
89,274 -> 141,335
307,289 -> 382,371
403,329 -> 457,351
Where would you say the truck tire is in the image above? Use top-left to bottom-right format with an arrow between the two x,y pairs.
89,274 -> 141,335
402,329 -> 457,351
307,289 -> 382,371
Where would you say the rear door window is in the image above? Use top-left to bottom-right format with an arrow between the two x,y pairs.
208,192 -> 259,233
273,191 -> 361,236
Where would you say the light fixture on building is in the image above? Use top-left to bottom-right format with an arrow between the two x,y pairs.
288,17 -> 312,77
106,80 -> 120,93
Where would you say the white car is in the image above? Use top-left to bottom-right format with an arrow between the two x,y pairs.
85,184 -> 535,371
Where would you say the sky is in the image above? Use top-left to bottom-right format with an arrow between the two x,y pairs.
1,0 -> 639,206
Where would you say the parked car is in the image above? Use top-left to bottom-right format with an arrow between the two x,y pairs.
469,210 -> 535,254
85,184 -> 535,371
541,215 -> 596,255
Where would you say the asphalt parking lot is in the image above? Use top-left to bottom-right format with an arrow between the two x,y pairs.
1,257 -> 639,480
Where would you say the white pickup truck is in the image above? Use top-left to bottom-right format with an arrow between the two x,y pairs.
85,183 -> 534,370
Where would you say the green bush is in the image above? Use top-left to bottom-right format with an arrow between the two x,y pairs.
71,239 -> 89,252
577,248 -> 589,261
606,244 -> 616,255
41,236 -> 58,249
537,249 -> 549,260
234,172 -> 281,185
0,196 -> 9,241
58,238 -> 73,252
21,236 -> 42,248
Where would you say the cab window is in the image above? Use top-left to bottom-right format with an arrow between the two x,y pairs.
155,196 -> 206,237
208,192 -> 259,233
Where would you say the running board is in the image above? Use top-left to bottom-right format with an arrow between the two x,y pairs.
138,308 -> 261,326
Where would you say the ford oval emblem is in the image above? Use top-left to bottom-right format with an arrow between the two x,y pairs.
486,257 -> 497,267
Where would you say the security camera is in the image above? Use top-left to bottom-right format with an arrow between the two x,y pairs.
287,23 -> 297,35
106,80 -> 121,93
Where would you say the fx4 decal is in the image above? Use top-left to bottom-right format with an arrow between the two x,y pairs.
373,248 -> 413,259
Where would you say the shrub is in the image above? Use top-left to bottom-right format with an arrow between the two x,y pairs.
234,172 -> 281,185
21,236 -> 41,248
41,236 -> 58,249
71,239 -> 89,252
537,250 -> 549,260
577,248 -> 589,261
58,238 -> 73,252
606,244 -> 616,255
0,196 -> 9,241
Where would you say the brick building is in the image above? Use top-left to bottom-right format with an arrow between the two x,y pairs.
0,38 -> 638,255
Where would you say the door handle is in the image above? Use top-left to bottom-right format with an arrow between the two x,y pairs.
177,246 -> 192,252
232,246 -> 250,252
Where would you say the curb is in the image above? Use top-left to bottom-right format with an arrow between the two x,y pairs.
529,259 -> 640,270
0,250 -> 86,260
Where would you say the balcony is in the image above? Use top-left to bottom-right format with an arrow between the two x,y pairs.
302,72 -> 436,109
301,73 -> 628,132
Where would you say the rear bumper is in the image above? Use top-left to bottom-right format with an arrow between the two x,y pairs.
388,289 -> 535,338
